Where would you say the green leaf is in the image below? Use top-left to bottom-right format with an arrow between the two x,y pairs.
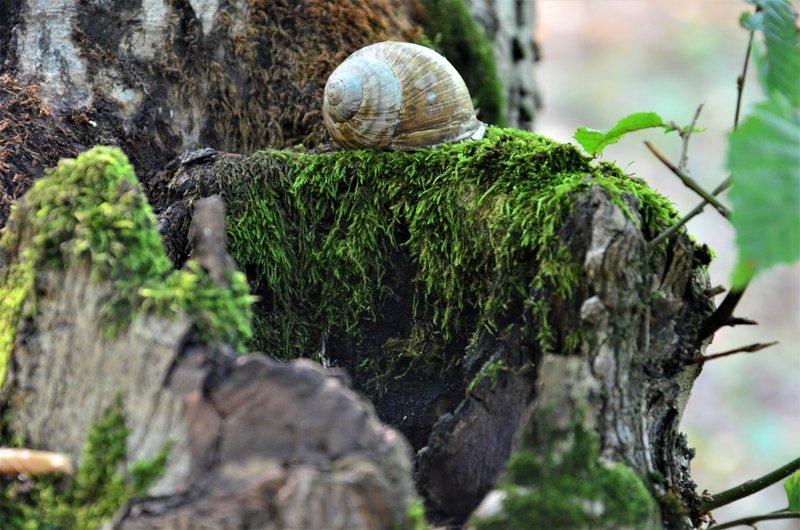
740,10 -> 764,31
573,112 -> 665,156
748,0 -> 800,106
785,470 -> 800,511
728,94 -> 800,288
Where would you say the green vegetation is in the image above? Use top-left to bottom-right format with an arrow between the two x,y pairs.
729,0 -> 800,287
785,470 -> 800,511
574,112 -> 669,156
0,397 -> 170,529
0,146 -> 254,386
472,421 -> 657,530
467,358 -> 507,394
421,0 -> 506,126
216,127 -> 678,363
402,497 -> 431,530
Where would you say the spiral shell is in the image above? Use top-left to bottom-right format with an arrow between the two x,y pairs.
323,41 -> 486,150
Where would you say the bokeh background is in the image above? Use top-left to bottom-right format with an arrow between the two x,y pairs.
534,1 -> 799,528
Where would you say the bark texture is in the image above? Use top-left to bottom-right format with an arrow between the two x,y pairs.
465,0 -> 541,129
418,187 -> 712,526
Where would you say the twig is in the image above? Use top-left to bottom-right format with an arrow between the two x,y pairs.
648,178 -> 732,248
687,341 -> 777,365
701,457 -> 800,512
649,27 -> 752,247
734,31 -> 755,131
710,511 -> 799,530
679,103 -> 704,170
699,284 -> 751,341
725,316 -> 758,328
644,141 -> 731,218
705,285 -> 726,297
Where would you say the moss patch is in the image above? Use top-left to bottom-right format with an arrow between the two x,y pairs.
214,127 -> 678,362
0,396 -> 170,529
472,422 -> 658,530
421,0 -> 506,126
0,146 -> 254,386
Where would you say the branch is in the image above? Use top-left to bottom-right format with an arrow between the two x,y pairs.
686,341 -> 777,365
711,511 -> 799,530
647,178 -> 731,249
724,316 -> 757,328
644,141 -> 730,218
701,457 -> 800,512
679,103 -> 704,170
649,29 -> 751,248
698,282 -> 750,341
697,31 -> 758,340
734,31 -> 755,131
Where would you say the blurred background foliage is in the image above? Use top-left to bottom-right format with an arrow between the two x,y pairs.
535,1 -> 799,527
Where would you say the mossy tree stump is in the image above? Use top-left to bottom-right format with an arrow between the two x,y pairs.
148,127 -> 714,528
1,2 -> 714,528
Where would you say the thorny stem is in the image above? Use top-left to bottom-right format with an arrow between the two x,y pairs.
644,141 -> 731,218
710,511 -> 800,530
701,457 -> 800,512
686,341 -> 777,365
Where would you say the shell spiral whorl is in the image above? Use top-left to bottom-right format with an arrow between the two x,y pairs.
322,41 -> 485,151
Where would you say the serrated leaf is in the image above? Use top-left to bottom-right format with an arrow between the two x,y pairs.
728,95 -> 800,288
761,0 -> 800,106
785,470 -> 800,511
573,112 -> 665,156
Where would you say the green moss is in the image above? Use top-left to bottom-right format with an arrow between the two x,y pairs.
0,264 -> 33,387
421,0 -> 507,126
401,496 -> 431,530
216,127 -> 678,362
140,260 -> 254,351
0,396 -> 170,529
467,358 -> 507,394
0,147 -> 254,385
473,422 -> 658,529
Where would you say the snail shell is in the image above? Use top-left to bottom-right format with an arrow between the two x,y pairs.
323,41 -> 486,151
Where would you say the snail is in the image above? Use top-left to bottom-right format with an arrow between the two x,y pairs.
322,41 -> 486,151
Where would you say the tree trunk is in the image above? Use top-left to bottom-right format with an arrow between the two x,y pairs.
1,2 -> 711,529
